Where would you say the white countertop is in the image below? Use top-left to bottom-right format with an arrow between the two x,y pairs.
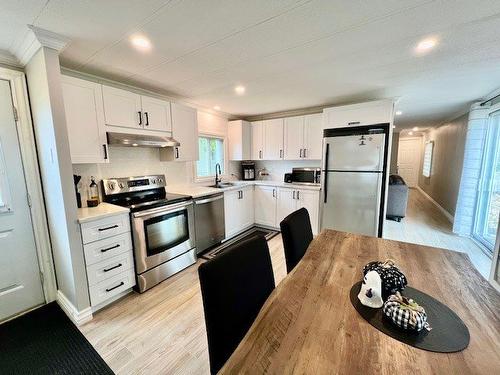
77,202 -> 130,224
166,180 -> 320,198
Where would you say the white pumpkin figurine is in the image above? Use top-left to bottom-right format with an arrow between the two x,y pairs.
358,270 -> 384,308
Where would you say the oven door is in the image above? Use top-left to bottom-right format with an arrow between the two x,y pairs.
132,201 -> 195,274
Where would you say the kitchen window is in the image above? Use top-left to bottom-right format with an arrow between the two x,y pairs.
196,136 -> 225,178
473,110 -> 500,252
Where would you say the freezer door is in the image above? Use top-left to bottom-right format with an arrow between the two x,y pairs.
323,133 -> 385,171
321,171 -> 382,237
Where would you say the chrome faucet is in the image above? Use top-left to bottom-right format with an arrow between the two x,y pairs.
215,163 -> 222,186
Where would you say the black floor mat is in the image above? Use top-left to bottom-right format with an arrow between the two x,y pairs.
201,226 -> 279,260
0,302 -> 113,375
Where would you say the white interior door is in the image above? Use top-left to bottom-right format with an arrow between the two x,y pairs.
0,79 -> 44,322
397,137 -> 421,187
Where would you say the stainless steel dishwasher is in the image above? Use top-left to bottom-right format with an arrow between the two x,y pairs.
193,193 -> 225,254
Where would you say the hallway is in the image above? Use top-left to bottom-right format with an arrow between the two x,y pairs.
384,188 -> 492,278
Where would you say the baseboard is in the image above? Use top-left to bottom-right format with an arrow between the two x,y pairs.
416,186 -> 454,223
57,290 -> 93,326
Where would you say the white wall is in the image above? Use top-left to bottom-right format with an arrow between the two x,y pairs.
25,47 -> 90,311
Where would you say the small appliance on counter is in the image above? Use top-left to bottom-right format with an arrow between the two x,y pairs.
285,168 -> 321,185
241,161 -> 255,180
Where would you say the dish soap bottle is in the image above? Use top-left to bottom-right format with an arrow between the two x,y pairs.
87,176 -> 99,207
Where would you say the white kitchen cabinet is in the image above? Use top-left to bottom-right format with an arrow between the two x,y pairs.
141,95 -> 172,132
284,116 -> 304,160
323,100 -> 394,129
228,120 -> 251,160
251,121 -> 264,160
263,118 -> 284,160
304,113 -> 324,160
254,185 -> 277,227
62,76 -> 108,164
277,188 -> 297,224
224,186 -> 254,239
169,102 -> 199,162
276,187 -> 320,234
102,85 -> 142,130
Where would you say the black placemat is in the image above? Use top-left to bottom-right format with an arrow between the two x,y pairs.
350,281 -> 469,353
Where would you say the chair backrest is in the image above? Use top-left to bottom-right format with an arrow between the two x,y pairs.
198,234 -> 275,374
280,207 -> 313,273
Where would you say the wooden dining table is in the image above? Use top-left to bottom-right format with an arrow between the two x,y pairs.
221,230 -> 500,374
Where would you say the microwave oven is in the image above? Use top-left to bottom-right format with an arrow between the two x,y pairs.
285,167 -> 321,185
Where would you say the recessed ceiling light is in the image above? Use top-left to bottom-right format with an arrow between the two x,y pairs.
416,37 -> 437,53
392,125 -> 396,129
412,126 -> 419,131
395,111 -> 403,116
408,131 -> 414,136
234,85 -> 246,95
132,143 -> 138,147
130,35 -> 152,51
213,105 -> 221,111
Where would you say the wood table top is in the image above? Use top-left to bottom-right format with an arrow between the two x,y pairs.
221,230 -> 500,374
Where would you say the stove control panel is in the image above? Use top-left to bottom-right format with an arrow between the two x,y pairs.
102,175 -> 167,196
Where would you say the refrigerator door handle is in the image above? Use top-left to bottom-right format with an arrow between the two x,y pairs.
323,143 -> 330,203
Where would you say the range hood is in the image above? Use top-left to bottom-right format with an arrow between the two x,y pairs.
107,132 -> 180,148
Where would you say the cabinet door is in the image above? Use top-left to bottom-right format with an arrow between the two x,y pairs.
240,187 -> 254,229
323,101 -> 393,129
62,76 -> 108,164
141,95 -> 172,132
251,121 -> 264,160
263,119 -> 284,160
102,85 -> 142,129
304,113 -> 323,160
297,189 -> 320,234
228,120 -> 251,161
171,103 -> 199,161
224,190 -> 241,239
284,116 -> 304,160
276,188 -> 297,225
254,186 -> 277,227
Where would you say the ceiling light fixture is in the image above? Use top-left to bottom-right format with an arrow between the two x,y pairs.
395,111 -> 403,116
416,37 -> 437,53
408,131 -> 414,136
213,105 -> 221,111
234,85 -> 246,95
132,143 -> 138,147
130,35 -> 152,51
412,127 -> 419,131
392,125 -> 396,129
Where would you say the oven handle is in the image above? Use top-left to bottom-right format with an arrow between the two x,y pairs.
132,201 -> 193,219
194,194 -> 224,205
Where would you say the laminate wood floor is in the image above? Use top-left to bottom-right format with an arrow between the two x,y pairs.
383,188 -> 492,278
80,235 -> 287,375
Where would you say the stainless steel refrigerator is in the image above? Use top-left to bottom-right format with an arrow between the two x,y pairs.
321,127 -> 387,237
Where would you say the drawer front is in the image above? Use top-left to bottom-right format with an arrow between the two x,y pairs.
89,269 -> 135,307
81,214 -> 130,244
83,232 -> 132,266
86,252 -> 134,286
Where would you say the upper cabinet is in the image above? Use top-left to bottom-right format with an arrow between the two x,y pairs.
62,76 -> 108,164
168,102 -> 199,162
251,121 -> 264,160
102,85 -> 172,133
228,120 -> 251,161
284,116 -> 304,160
323,100 -> 394,129
303,113 -> 323,160
263,118 -> 284,160
283,114 -> 323,160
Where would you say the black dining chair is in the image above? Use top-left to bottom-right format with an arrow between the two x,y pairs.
198,234 -> 275,375
280,207 -> 313,273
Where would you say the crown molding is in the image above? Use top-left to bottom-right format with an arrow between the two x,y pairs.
0,49 -> 21,68
13,25 -> 69,66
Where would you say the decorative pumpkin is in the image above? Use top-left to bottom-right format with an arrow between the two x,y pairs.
363,259 -> 407,300
357,271 -> 384,308
383,292 -> 431,332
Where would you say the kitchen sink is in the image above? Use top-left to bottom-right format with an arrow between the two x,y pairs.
210,182 -> 235,188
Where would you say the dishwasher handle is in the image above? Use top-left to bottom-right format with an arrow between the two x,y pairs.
194,194 -> 224,205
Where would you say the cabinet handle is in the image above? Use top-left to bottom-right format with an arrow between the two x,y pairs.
175,147 -> 180,159
103,144 -> 108,160
293,191 -> 296,200
303,149 -> 307,158
240,190 -> 243,199
103,263 -> 122,273
138,111 -> 143,126
297,191 -> 300,200
100,244 -> 120,253
348,121 -> 360,126
272,189 -> 276,198
105,281 -> 124,292
280,149 -> 283,159
98,224 -> 119,232
259,150 -> 262,159
144,112 -> 149,126
299,149 -> 303,158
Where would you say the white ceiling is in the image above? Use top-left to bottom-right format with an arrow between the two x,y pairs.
1,0 -> 500,128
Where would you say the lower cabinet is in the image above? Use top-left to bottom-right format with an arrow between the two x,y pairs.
79,213 -> 135,309
254,186 -> 278,227
224,186 -> 254,239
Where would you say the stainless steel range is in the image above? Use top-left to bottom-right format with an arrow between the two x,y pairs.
102,175 -> 196,293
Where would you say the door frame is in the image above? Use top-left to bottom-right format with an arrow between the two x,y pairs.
0,66 -> 57,303
397,136 -> 422,187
